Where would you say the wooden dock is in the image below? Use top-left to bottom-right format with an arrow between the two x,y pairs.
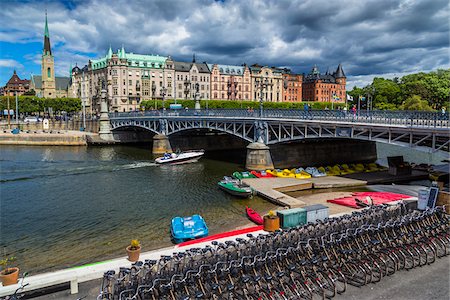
242,176 -> 367,208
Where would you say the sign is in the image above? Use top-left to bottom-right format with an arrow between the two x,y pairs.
43,119 -> 49,130
427,187 -> 439,209
336,127 -> 352,137
169,104 -> 183,110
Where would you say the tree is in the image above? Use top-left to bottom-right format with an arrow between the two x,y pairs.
400,95 -> 432,111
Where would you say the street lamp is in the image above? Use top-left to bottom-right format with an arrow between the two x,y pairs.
254,77 -> 272,118
151,82 -> 156,109
160,86 -> 167,112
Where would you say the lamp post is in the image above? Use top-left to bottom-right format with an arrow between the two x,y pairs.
160,86 -> 167,113
254,77 -> 272,119
151,82 -> 156,109
15,92 -> 18,128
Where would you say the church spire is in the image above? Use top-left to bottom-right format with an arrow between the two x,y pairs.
43,10 -> 52,55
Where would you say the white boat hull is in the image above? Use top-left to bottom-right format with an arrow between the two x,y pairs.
155,151 -> 204,164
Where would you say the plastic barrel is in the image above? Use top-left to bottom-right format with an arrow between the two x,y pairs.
417,189 -> 429,210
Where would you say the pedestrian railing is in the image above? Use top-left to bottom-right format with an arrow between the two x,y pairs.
110,109 -> 449,128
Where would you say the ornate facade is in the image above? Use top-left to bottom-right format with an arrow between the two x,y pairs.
71,47 -> 175,113
208,64 -> 251,100
282,73 -> 303,102
302,64 -> 346,103
250,65 -> 283,103
173,57 -> 210,100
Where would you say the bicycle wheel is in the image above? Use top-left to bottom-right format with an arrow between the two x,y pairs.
422,241 -> 436,264
316,271 -> 335,299
292,279 -> 313,300
327,268 -> 346,294
303,276 -> 325,300
340,262 -> 367,287
431,237 -> 447,258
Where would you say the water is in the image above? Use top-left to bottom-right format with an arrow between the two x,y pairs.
0,145 -> 277,274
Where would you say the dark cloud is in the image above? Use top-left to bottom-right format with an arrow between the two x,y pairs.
0,0 -> 448,87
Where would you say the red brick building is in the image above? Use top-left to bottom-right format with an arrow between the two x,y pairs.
302,64 -> 346,103
3,70 -> 30,96
282,73 -> 303,102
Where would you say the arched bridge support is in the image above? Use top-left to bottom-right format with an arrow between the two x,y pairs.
153,134 -> 172,155
245,142 -> 274,171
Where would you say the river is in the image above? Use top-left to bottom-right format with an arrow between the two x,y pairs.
0,145 -> 277,274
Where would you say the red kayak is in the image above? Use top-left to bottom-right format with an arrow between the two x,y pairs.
246,206 -> 264,225
251,170 -> 274,178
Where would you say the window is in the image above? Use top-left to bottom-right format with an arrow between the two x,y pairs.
129,80 -> 132,85
47,67 -> 51,78
129,71 -> 132,76
136,71 -> 140,76
113,88 -> 118,95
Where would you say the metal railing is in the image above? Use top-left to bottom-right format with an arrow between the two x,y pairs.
110,109 -> 450,128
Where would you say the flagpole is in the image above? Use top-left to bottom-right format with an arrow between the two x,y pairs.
358,95 -> 361,112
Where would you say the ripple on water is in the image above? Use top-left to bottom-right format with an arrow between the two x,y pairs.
1,145 -> 277,274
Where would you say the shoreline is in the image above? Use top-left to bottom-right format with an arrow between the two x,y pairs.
0,130 -> 92,146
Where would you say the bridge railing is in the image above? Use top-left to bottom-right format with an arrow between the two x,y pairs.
110,109 -> 449,128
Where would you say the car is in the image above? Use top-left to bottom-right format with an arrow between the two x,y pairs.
24,116 -> 39,123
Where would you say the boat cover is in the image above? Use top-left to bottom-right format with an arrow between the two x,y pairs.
327,192 -> 412,208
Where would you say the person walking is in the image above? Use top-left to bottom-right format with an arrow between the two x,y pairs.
352,105 -> 357,121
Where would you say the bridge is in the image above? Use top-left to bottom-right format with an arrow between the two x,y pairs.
99,109 -> 449,170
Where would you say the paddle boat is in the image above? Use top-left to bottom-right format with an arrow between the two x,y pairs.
218,176 -> 254,198
246,206 -> 263,225
339,164 -> 356,174
289,168 -> 312,179
233,171 -> 257,180
250,170 -> 275,178
305,167 -> 327,177
323,165 -> 341,176
350,163 -> 366,173
155,150 -> 204,165
171,214 -> 209,243
269,169 -> 295,178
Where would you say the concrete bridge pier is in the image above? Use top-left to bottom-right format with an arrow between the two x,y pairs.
245,142 -> 274,171
98,88 -> 114,141
153,134 -> 173,155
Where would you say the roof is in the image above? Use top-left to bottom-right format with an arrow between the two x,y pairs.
31,75 -> 70,90
207,64 -> 245,75
303,64 -> 346,83
6,71 -> 29,86
90,48 -> 167,70
43,13 -> 52,55
174,61 -> 210,73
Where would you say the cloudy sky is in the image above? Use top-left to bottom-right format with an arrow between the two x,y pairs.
0,0 -> 448,88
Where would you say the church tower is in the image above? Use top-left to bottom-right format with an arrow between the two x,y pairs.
41,12 -> 56,98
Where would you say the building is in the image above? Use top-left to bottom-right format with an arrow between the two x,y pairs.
29,13 -> 70,98
208,64 -> 251,100
173,56 -> 210,100
71,46 -> 175,113
282,72 -> 303,102
2,70 -> 30,96
302,64 -> 346,103
250,65 -> 283,103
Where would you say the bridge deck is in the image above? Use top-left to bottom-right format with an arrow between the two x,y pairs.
243,176 -> 367,208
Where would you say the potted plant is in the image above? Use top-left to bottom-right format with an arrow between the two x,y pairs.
0,256 -> 19,286
263,210 -> 280,232
126,239 -> 141,262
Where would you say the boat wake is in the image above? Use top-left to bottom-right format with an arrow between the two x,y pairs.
1,161 -> 158,183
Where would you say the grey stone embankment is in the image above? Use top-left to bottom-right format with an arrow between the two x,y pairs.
0,130 -> 96,146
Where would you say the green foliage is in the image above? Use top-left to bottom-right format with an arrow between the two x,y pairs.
350,69 -> 449,110
0,256 -> 16,271
400,95 -> 433,111
0,96 -> 81,114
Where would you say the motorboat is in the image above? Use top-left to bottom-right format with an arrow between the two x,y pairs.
246,206 -> 263,225
155,150 -> 204,164
171,214 -> 209,243
218,176 -> 254,198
